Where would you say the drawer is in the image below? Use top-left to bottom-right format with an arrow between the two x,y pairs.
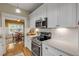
43,44 -> 58,56
47,46 -> 68,56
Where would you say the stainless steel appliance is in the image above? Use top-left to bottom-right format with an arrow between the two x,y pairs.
31,32 -> 51,56
32,37 -> 42,56
35,17 -> 47,28
38,32 -> 52,41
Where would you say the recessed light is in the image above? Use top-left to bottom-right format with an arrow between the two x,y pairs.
17,19 -> 20,22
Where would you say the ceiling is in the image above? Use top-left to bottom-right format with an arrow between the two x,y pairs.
9,3 -> 43,13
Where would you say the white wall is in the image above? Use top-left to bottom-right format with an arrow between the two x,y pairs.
0,3 -> 30,27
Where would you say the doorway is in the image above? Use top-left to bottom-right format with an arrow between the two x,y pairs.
5,19 -> 25,55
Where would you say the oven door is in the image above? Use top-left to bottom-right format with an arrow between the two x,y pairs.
32,42 -> 42,56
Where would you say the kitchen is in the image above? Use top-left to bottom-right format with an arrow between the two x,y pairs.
0,3 -> 79,56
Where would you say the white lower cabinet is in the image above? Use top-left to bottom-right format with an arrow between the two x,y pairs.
0,46 -> 4,55
0,39 -> 5,56
42,43 -> 69,56
25,36 -> 31,51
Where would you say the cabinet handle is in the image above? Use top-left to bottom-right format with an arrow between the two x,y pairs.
59,55 -> 63,56
78,21 -> 79,25
45,47 -> 48,49
56,25 -> 60,27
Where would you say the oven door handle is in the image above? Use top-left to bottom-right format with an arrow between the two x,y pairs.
32,42 -> 41,47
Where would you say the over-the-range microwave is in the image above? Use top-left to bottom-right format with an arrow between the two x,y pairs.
35,17 -> 47,28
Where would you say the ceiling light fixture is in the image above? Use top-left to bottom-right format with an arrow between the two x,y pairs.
16,4 -> 21,13
16,8 -> 21,13
17,19 -> 21,22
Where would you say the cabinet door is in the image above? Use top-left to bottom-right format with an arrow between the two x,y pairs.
30,18 -> 35,28
47,45 -> 68,56
41,4 -> 47,18
42,43 -> 58,56
0,39 -> 5,55
35,4 -> 47,20
57,3 -> 76,27
0,28 -> 5,55
42,43 -> 69,56
47,4 -> 58,28
29,8 -> 40,28
42,43 -> 49,56
36,5 -> 43,19
77,3 -> 79,25
29,13 -> 37,28
25,36 -> 31,51
0,14 -> 2,27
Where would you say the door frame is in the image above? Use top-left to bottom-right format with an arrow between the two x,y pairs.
1,12 -> 27,53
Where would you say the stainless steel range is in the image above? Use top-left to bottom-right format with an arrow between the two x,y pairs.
32,37 -> 42,56
31,32 -> 52,56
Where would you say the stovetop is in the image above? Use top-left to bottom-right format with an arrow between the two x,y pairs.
32,37 -> 42,46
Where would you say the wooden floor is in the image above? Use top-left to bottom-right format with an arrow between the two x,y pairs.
4,42 -> 32,56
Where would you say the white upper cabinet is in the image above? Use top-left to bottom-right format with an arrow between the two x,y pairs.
29,4 -> 47,27
57,3 -> 77,27
47,3 -> 77,28
29,3 -> 77,28
34,4 -> 47,19
35,5 -> 43,19
41,4 -> 47,18
29,14 -> 35,27
77,3 -> 79,25
29,11 -> 38,28
29,16 -> 35,28
47,4 -> 58,28
30,18 -> 35,28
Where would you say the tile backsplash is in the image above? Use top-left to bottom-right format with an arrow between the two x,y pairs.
41,28 -> 79,55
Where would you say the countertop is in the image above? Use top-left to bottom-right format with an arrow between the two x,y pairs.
42,39 -> 79,56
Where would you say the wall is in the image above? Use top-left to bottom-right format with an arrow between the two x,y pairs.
5,20 -> 24,27
0,3 -> 30,27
